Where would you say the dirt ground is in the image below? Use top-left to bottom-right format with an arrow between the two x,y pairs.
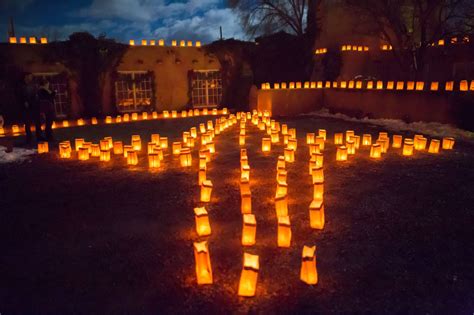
1,115 -> 473,314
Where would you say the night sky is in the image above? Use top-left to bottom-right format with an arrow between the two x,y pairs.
0,0 -> 246,44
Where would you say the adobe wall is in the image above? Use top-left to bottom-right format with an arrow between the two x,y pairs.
255,88 -> 473,129
1,43 -> 221,119
116,46 -> 221,112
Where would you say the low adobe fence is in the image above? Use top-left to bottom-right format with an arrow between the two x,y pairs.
251,80 -> 474,130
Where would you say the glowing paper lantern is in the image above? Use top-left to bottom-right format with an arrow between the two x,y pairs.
59,143 -> 71,158
11,125 -> 20,134
300,245 -> 318,284
336,146 -> 348,161
99,139 -> 109,151
281,124 -> 288,135
334,133 -> 344,145
288,139 -> 297,152
262,137 -> 271,152
78,147 -> 89,161
428,139 -> 440,153
198,167 -> 206,185
239,134 -> 245,146
442,137 -> 455,150
309,144 -> 320,156
199,156 -> 207,169
403,139 -> 414,156
277,156 -> 286,169
160,137 -> 168,149
284,148 -> 295,163
105,116 -> 112,124
311,167 -> 324,184
206,142 -> 215,154
240,178 -> 250,195
147,142 -> 156,154
377,138 -> 389,153
315,136 -> 325,150
82,142 -> 92,153
288,128 -> 296,139
313,182 -> 324,200
148,153 -> 160,168
277,169 -> 287,183
241,165 -> 250,181
276,181 -> 288,196
171,111 -> 177,118
306,133 -> 315,144
360,134 -> 372,146
277,216 -> 292,247
163,111 -> 170,118
91,144 -> 100,157
346,130 -> 355,142
392,135 -> 403,148
37,142 -> 49,154
200,149 -> 211,163
123,146 -> 133,158
271,131 -> 279,143
275,193 -> 288,217
346,140 -> 355,155
414,137 -> 427,151
314,153 -> 324,168
238,253 -> 259,297
100,150 -> 111,162
241,193 -> 252,214
309,199 -> 324,229
351,135 -> 361,149
111,141 -> 122,155
194,207 -> 211,236
370,144 -> 382,159
193,241 -> 213,285
127,150 -> 138,165
242,214 -> 256,246
180,148 -> 192,167
200,180 -> 213,202
445,81 -> 454,91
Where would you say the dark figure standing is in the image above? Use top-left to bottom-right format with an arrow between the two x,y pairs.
37,78 -> 56,141
21,73 -> 41,143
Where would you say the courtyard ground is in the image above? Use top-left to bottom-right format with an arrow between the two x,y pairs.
0,115 -> 473,314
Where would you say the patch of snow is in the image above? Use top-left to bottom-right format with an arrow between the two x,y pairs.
0,146 -> 36,164
305,108 -> 474,140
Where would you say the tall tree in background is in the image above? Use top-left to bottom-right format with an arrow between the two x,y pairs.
344,0 -> 472,77
229,0 -> 319,40
228,0 -> 320,81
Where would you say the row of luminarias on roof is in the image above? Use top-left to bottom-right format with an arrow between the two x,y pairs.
129,39 -> 201,47
315,36 -> 470,54
9,36 -> 47,44
261,80 -> 474,92
36,108 -> 455,297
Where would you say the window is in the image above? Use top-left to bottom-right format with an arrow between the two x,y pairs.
191,70 -> 222,108
115,71 -> 153,112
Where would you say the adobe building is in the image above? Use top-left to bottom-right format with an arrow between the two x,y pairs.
0,39 -> 222,122
312,0 -> 474,81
